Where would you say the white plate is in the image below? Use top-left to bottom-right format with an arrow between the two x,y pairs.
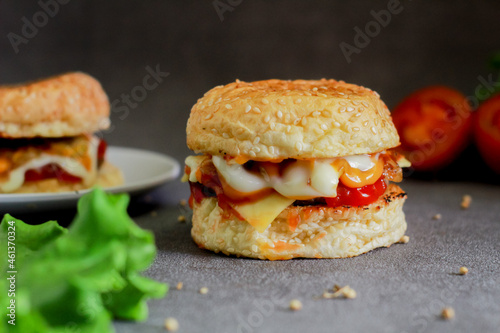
0,147 -> 181,214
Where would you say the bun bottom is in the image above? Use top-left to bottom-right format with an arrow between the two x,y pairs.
191,184 -> 407,260
10,161 -> 123,194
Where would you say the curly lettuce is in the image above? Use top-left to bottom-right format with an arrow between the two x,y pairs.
0,188 -> 167,333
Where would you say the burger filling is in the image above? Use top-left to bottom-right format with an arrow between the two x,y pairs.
0,135 -> 106,193
183,151 -> 410,232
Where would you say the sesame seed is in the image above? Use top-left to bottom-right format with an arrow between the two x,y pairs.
352,127 -> 360,132
262,98 -> 269,104
204,114 -> 213,120
199,287 -> 209,294
339,107 -> 346,113
355,113 -> 362,117
277,110 -> 283,118
352,101 -> 360,106
321,124 -> 328,130
294,118 -> 301,125
334,121 -> 341,127
211,128 -> 218,134
245,105 -> 252,113
216,97 -> 222,103
347,106 -> 355,112
278,99 -> 286,105
363,121 -> 369,127
399,235 -> 410,244
371,127 -> 377,134
377,142 -> 384,147
286,125 -> 291,133
295,98 -> 302,104
253,146 -> 261,153
264,115 -> 271,123
222,133 -> 229,139
459,266 -> 469,275
362,102 -> 369,107
441,307 -> 455,320
269,146 -> 275,155
461,195 -> 472,209
289,299 -> 303,311
253,136 -> 260,144
253,107 -> 261,114
313,111 -> 321,117
249,150 -> 257,157
270,123 -> 276,130
318,93 -> 327,97
165,317 -> 179,331
225,104 -> 232,109
295,142 -> 303,151
208,100 -> 213,106
176,282 -> 183,290
359,107 -> 365,112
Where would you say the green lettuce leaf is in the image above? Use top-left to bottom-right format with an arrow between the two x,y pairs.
0,188 -> 167,333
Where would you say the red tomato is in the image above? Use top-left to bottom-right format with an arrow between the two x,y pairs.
325,177 -> 387,207
24,164 -> 82,183
473,94 -> 500,173
392,86 -> 472,171
97,139 -> 107,162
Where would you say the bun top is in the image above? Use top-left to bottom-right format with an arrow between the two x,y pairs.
0,72 -> 110,138
187,79 -> 400,160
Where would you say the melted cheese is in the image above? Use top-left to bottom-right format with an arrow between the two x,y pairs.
231,192 -> 295,233
0,136 -> 99,193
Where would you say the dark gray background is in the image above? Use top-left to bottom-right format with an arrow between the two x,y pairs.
1,2 -> 500,332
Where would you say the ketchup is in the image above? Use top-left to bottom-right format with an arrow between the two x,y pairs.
325,177 -> 387,207
24,164 -> 82,183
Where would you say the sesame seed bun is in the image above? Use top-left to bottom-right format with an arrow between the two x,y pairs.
0,72 -> 110,138
187,79 -> 400,160
191,183 -> 407,260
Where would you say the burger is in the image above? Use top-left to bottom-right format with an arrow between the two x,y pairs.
0,72 -> 123,194
183,79 -> 410,260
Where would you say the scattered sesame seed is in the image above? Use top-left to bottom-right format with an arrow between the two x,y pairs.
295,142 -> 303,151
294,118 -> 301,125
312,87 -> 318,92
352,101 -> 360,106
278,99 -> 286,105
371,126 -> 377,135
253,146 -> 261,153
363,121 -> 369,127
277,110 -> 283,118
334,121 -> 341,127
295,98 -> 302,104
253,136 -> 260,144
177,215 -> 186,222
312,111 -> 321,117
322,285 -> 357,299
347,106 -> 355,112
264,115 -> 271,123
199,287 -> 209,294
355,113 -> 362,117
339,101 -> 347,106
289,299 -> 303,311
222,133 -> 229,139
362,102 -> 369,108
270,123 -> 276,130
352,127 -> 360,132
245,105 -> 252,113
339,107 -> 346,113
180,199 -> 187,206
211,128 -> 218,134
225,104 -> 232,109
269,146 -> 275,155
432,214 -> 442,220
286,125 -> 292,133
441,307 -> 455,320
321,124 -> 328,130
253,107 -> 261,114
208,100 -> 213,106
461,195 -> 472,209
176,282 -> 183,290
459,266 -> 469,275
399,235 -> 410,244
318,93 -> 327,97
165,317 -> 179,331
204,114 -> 213,120
262,98 -> 269,104
249,150 -> 257,157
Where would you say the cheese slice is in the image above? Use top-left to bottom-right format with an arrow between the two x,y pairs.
230,192 -> 295,233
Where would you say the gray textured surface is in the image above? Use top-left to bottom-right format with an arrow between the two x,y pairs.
113,180 -> 500,333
